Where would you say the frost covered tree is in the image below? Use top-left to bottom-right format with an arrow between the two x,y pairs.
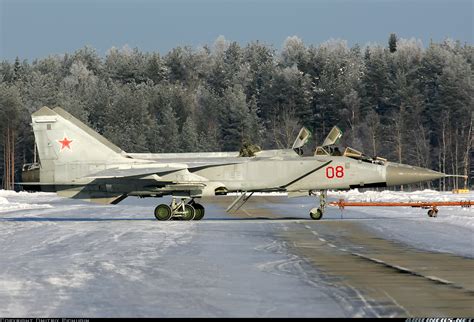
0,84 -> 22,189
0,35 -> 471,190
281,35 -> 308,69
389,33 -> 398,53
181,116 -> 199,152
156,103 -> 180,153
103,83 -> 151,153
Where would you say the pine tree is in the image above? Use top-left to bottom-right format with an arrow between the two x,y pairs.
219,85 -> 248,151
0,84 -> 22,190
103,83 -> 150,152
362,46 -> 390,117
243,95 -> 263,146
389,33 -> 398,53
13,57 -> 22,81
146,53 -> 168,84
181,116 -> 199,152
158,103 -> 180,152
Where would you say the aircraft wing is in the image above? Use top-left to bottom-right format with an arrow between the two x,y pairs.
85,166 -> 186,179
85,160 -> 245,179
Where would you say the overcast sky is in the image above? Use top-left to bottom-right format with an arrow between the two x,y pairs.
0,0 -> 472,61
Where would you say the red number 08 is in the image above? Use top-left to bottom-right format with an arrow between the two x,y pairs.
326,166 -> 344,178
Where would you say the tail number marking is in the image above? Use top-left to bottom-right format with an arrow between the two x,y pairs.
326,166 -> 344,179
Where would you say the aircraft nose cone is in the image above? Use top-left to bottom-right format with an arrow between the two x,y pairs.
386,163 -> 445,186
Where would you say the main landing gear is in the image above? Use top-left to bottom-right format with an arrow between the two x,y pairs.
154,198 -> 205,221
309,190 -> 326,220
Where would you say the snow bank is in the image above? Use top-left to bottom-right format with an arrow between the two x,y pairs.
0,190 -> 55,198
329,189 -> 473,202
329,189 -> 474,229
0,199 -> 53,212
0,191 -> 53,213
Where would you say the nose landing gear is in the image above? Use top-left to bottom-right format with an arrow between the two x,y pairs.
154,198 -> 205,221
309,190 -> 327,220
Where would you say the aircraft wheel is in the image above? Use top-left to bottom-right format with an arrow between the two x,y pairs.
427,209 -> 438,217
310,207 -> 323,220
182,204 -> 196,221
193,203 -> 205,220
155,204 -> 172,221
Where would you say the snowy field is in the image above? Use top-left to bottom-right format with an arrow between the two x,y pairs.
0,189 -> 472,317
257,189 -> 474,257
329,189 -> 474,228
326,189 -> 474,257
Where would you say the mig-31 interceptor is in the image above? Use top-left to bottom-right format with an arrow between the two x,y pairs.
21,106 -> 446,221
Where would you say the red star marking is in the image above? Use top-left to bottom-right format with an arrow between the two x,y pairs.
58,137 -> 73,151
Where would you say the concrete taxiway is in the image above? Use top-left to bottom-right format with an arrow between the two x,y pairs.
206,196 -> 474,317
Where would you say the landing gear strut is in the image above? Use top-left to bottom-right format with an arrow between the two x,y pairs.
154,198 -> 206,221
309,190 -> 326,220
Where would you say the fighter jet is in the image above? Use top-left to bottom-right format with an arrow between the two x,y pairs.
21,106 -> 446,221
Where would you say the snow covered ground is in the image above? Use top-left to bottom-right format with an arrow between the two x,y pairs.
326,189 -> 474,257
0,190 -> 54,213
252,189 -> 473,257
0,189 -> 472,317
0,190 -> 344,317
329,189 -> 474,228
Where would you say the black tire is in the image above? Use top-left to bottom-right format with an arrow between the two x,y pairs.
155,204 -> 172,221
193,203 -> 205,220
182,204 -> 196,221
427,209 -> 434,217
310,208 -> 323,220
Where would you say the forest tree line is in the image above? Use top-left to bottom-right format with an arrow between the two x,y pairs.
0,34 -> 472,190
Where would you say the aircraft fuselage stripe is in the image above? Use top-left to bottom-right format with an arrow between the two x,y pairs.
280,160 -> 333,189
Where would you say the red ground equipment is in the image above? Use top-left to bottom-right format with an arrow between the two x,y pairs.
329,199 -> 473,217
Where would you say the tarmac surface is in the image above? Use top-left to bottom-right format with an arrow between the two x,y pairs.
0,193 -> 473,317
206,196 -> 474,317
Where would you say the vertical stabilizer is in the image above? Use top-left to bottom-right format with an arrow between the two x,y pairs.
31,106 -> 126,182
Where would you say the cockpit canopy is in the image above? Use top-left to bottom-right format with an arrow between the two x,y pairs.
314,126 -> 386,165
